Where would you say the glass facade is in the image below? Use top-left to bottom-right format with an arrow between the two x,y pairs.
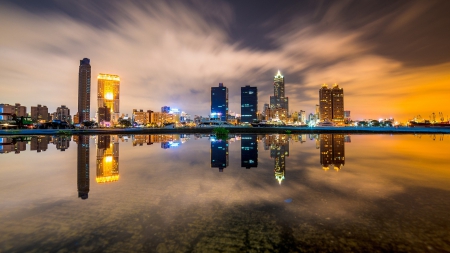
241,86 -> 258,123
211,83 -> 228,121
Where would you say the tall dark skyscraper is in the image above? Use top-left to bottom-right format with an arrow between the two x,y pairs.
211,83 -> 228,121
76,135 -> 90,200
241,134 -> 258,169
319,84 -> 344,124
269,71 -> 289,113
211,139 -> 229,172
78,58 -> 91,123
241,86 -> 258,123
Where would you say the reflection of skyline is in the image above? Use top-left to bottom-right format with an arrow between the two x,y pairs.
211,139 -> 229,172
30,136 -> 50,152
53,136 -> 71,151
96,135 -> 119,183
241,134 -> 258,169
75,135 -> 90,200
265,135 -> 289,184
319,134 -> 345,171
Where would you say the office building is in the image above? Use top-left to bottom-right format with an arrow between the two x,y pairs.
241,134 -> 258,169
14,103 -> 27,117
78,58 -> 91,123
30,104 -> 49,121
211,83 -> 228,121
319,84 -> 344,125
98,73 -> 120,125
241,86 -> 258,123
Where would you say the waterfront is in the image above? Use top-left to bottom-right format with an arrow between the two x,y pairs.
1,134 -> 450,252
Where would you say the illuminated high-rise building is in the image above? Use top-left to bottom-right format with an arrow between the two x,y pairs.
211,83 -> 228,121
78,58 -> 91,123
319,134 -> 345,171
269,71 -> 289,113
96,135 -> 119,183
319,85 -> 332,122
211,139 -> 229,172
76,135 -> 90,200
241,86 -> 258,123
98,73 -> 120,125
319,84 -> 344,124
241,134 -> 258,169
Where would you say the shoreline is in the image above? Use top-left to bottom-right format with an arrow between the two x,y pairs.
1,126 -> 450,136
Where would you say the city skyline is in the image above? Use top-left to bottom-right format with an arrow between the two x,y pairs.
1,1 -> 450,121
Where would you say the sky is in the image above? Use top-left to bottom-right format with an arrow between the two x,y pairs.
1,0 -> 450,121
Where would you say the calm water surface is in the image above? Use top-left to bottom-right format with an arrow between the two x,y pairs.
0,134 -> 449,252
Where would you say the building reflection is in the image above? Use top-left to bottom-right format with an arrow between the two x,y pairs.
96,135 -> 119,183
211,138 -> 229,172
319,134 -> 345,171
52,136 -> 71,151
265,134 -> 289,184
241,134 -> 258,169
131,134 -> 184,148
74,135 -> 90,200
30,136 -> 50,152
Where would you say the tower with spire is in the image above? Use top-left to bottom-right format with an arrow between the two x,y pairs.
269,70 -> 289,113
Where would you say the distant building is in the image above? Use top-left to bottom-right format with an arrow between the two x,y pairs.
132,109 -> 151,125
53,136 -> 71,151
264,107 -> 288,121
241,86 -> 258,123
98,106 -> 111,125
263,103 -> 269,116
211,83 -> 228,121
0,104 -> 14,120
344,111 -> 351,119
299,110 -> 306,123
98,73 -> 120,125
55,105 -> 71,123
265,134 -> 289,184
14,103 -> 27,117
319,84 -> 344,125
30,136 -> 50,152
30,104 -> 49,121
161,106 -> 170,113
78,58 -> 91,123
269,71 -> 289,113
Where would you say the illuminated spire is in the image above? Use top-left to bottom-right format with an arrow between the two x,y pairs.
274,70 -> 283,78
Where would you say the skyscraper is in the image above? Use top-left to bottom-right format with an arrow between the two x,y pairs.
241,85 -> 258,123
211,83 -> 228,121
98,73 -> 120,125
319,84 -> 345,124
78,58 -> 91,123
319,84 -> 332,121
269,71 -> 289,113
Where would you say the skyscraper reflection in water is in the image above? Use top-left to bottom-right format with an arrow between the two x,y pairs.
241,134 -> 258,169
75,135 -> 90,200
319,134 -> 345,171
211,138 -> 229,172
265,134 -> 289,184
96,135 -> 119,183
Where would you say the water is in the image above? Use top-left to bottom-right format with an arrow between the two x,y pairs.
1,134 -> 449,252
